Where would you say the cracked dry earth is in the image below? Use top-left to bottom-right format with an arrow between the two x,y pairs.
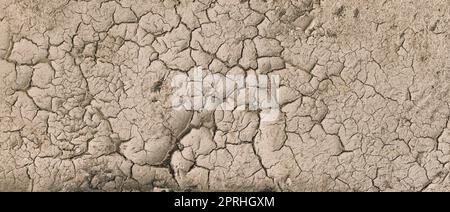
2,0 -> 450,193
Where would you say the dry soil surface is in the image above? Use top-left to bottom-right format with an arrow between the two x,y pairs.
1,0 -> 450,192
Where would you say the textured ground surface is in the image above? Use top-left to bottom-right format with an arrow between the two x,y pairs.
2,0 -> 450,192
